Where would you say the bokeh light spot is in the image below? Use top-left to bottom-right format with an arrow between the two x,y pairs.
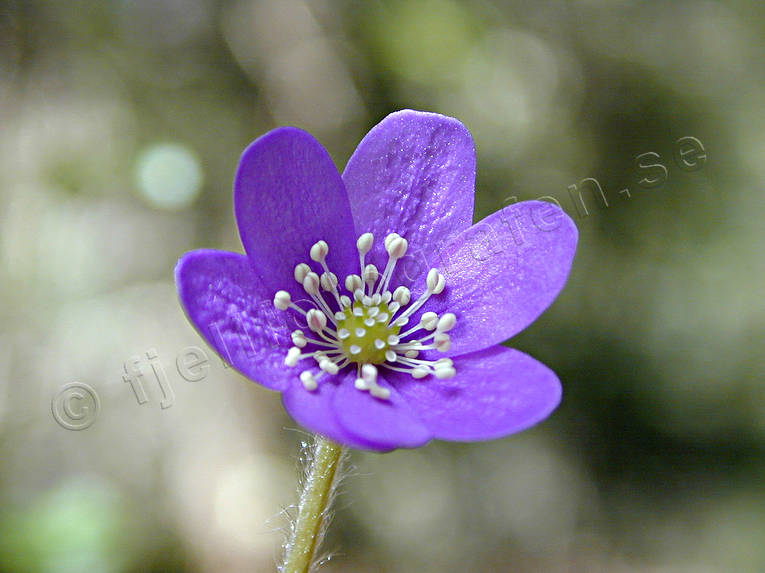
135,142 -> 203,210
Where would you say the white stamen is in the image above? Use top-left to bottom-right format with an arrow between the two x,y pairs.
303,272 -> 320,295
393,286 -> 411,306
306,309 -> 327,332
357,233 -> 374,255
274,290 -> 291,310
291,330 -> 307,348
320,271 -> 338,291
421,312 -> 439,330
310,240 -> 329,262
437,313 -> 457,332
294,263 -> 311,284
363,264 -> 379,293
285,347 -> 301,366
277,232 -> 458,394
384,232 -> 400,250
300,370 -> 317,390
386,235 -> 408,259
319,358 -> 339,375
345,274 -> 363,293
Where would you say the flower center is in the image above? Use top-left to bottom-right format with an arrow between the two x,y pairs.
273,232 -> 456,400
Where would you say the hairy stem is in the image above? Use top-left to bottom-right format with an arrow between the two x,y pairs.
282,436 -> 346,573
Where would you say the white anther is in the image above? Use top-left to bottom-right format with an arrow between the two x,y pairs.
350,345 -> 361,355
285,347 -> 301,366
433,273 -> 446,294
370,385 -> 390,399
404,350 -> 419,358
426,269 -> 445,293
361,364 -> 378,380
294,263 -> 311,284
395,317 -> 409,326
371,293 -> 382,305
393,286 -> 411,305
300,370 -> 317,390
319,359 -> 339,375
368,307 -> 380,317
340,295 -> 351,308
355,327 -> 366,337
334,311 -> 345,321
338,328 -> 350,340
436,313 -> 457,332
320,271 -> 338,291
386,235 -> 408,259
412,367 -> 429,379
353,289 -> 364,301
310,240 -> 329,262
302,272 -> 320,295
382,291 -> 392,303
363,264 -> 379,284
306,309 -> 327,332
387,335 -> 400,345
388,302 -> 400,314
273,290 -> 291,310
356,233 -> 374,255
353,306 -> 364,317
420,312 -> 439,330
384,232 -> 400,250
362,296 -> 372,306
435,357 -> 454,367
345,274 -> 363,292
434,366 -> 456,379
376,312 -> 389,323
385,350 -> 396,362
355,377 -> 369,390
374,339 -> 386,349
434,332 -> 451,352
362,318 -> 374,328
291,330 -> 307,348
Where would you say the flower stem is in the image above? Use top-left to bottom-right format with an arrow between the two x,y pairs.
282,436 -> 346,573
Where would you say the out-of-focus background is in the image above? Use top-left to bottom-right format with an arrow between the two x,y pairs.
1,1 -> 763,571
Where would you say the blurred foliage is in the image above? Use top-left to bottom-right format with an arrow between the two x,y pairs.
0,1 -> 763,572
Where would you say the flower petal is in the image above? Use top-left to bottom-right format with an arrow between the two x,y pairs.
422,200 -> 578,355
175,249 -> 294,391
332,372 -> 432,451
342,110 -> 475,273
392,345 -> 562,442
281,372 -> 380,451
235,127 -> 358,297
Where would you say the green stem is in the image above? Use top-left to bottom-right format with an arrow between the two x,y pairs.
282,436 -> 346,573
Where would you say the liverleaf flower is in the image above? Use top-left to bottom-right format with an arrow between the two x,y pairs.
175,110 -> 577,452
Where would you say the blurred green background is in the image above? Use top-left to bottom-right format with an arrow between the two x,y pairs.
1,1 -> 763,572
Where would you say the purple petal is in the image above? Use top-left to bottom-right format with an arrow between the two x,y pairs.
332,371 -> 432,451
281,372 -> 381,451
342,110 -> 475,274
175,250 -> 294,391
393,346 -> 562,442
235,127 -> 358,298
421,200 -> 578,355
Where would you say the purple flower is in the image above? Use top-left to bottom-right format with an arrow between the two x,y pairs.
175,110 -> 577,451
